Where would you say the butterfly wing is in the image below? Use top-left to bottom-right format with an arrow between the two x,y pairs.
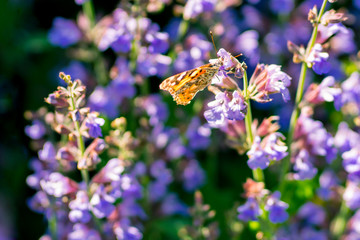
160,64 -> 219,105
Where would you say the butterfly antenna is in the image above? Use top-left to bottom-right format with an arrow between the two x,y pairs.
234,53 -> 243,58
209,31 -> 218,54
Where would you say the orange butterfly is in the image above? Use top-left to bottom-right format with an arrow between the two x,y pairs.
159,60 -> 223,105
159,53 -> 242,105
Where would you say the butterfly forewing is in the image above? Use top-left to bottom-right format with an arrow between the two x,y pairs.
160,63 -> 220,105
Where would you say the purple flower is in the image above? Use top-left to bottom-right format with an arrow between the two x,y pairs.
183,0 -> 216,20
48,17 -> 82,48
204,92 -> 229,127
161,194 -> 188,216
142,95 -> 169,126
317,169 -> 339,200
344,181 -> 360,210
263,133 -> 288,161
293,149 -> 318,180
90,185 -> 116,218
88,87 -> 119,118
119,174 -> 142,199
149,160 -> 173,201
247,133 -> 288,170
204,91 -> 247,127
186,117 -> 211,150
25,120 -> 46,140
69,191 -> 91,223
247,136 -> 271,170
40,172 -> 78,197
265,191 -> 289,223
294,110 -> 337,164
182,159 -> 206,192
113,219 -> 143,240
27,191 -> 50,214
92,158 -> 124,183
85,113 -> 105,138
68,224 -> 101,240
136,47 -> 171,77
173,34 -> 212,73
336,72 -> 360,112
317,21 -> 349,44
304,76 -> 342,107
166,137 -> 187,159
235,30 -> 260,66
146,32 -> 169,54
307,44 -> 331,75
38,142 -> 56,163
150,160 -> 173,183
237,197 -> 261,222
297,202 -> 325,225
118,198 -> 146,219
334,122 -> 360,154
249,64 -> 292,102
343,149 -> 360,183
269,0 -> 294,14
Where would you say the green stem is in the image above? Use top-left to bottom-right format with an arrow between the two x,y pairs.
279,0 -> 328,188
243,71 -> 264,182
178,19 -> 189,42
49,203 -> 58,240
330,200 -> 350,238
69,86 -> 89,188
82,0 -> 95,27
82,0 -> 108,85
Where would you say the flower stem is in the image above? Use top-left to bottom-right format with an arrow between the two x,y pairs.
279,0 -> 328,188
330,200 -> 351,238
243,70 -> 264,182
68,85 -> 89,189
82,0 -> 95,27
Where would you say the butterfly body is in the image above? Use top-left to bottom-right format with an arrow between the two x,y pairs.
160,60 -> 222,105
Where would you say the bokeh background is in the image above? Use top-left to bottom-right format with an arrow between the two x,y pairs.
0,0 -> 359,239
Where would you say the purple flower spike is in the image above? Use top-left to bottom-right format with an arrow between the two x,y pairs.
237,197 -> 261,222
48,17 -> 82,48
307,44 -> 331,75
25,120 -> 46,140
265,191 -> 289,224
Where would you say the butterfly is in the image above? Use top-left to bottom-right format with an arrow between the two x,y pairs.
159,53 -> 242,105
159,60 -> 223,105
